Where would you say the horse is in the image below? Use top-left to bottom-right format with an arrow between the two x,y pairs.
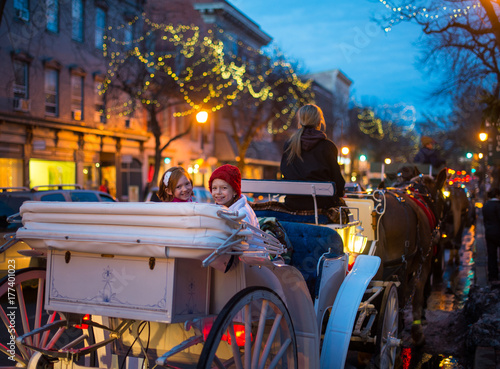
442,185 -> 470,265
376,167 -> 447,346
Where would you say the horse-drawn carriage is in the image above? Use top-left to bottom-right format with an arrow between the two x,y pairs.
0,175 -> 447,369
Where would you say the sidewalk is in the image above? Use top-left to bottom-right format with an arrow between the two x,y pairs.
472,207 -> 499,369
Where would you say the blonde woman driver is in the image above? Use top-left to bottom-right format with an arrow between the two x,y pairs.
280,104 -> 345,211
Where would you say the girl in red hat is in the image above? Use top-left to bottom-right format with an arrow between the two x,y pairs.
158,166 -> 194,202
209,164 -> 259,227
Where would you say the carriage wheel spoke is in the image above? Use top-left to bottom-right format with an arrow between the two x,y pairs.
244,304 -> 251,369
227,325 -> 243,369
198,288 -> 297,369
267,338 -> 291,369
258,313 -> 283,369
251,300 -> 269,365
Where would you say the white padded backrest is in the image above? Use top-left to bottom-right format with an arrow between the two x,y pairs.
241,179 -> 335,197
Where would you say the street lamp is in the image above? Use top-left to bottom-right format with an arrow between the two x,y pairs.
196,110 -> 208,151
381,158 -> 391,183
479,120 -> 488,142
196,111 -> 208,124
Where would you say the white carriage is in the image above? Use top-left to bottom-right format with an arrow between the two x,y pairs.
0,180 -> 400,369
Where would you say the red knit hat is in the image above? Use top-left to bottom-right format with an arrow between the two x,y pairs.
209,164 -> 241,197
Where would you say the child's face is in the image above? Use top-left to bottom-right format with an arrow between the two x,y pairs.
169,174 -> 193,201
211,179 -> 237,207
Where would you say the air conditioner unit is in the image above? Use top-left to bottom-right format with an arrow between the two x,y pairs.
72,110 -> 82,121
13,98 -> 31,112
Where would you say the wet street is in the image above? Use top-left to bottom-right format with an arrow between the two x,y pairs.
346,222 -> 478,369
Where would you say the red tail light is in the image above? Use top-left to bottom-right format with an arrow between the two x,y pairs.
75,314 -> 90,329
221,324 -> 251,347
347,261 -> 355,272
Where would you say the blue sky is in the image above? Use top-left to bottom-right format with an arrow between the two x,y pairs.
233,0 -> 445,118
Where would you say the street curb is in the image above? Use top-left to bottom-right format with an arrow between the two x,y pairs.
474,207 -> 489,288
474,346 -> 497,369
473,206 -> 498,369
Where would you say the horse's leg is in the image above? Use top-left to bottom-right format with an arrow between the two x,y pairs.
411,258 -> 432,347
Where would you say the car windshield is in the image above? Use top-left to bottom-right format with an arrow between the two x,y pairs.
70,192 -> 99,202
0,194 -> 31,231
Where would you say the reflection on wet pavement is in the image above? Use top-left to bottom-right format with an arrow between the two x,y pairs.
401,347 -> 463,369
347,225 -> 475,368
400,225 -> 476,369
427,225 -> 475,312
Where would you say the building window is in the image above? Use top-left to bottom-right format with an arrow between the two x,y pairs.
94,80 -> 106,123
71,74 -> 83,120
95,7 -> 106,50
13,60 -> 29,99
14,0 -> 29,21
46,0 -> 58,33
72,0 -> 83,42
45,69 -> 58,116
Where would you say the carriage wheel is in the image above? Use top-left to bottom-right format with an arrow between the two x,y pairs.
373,282 -> 400,369
198,287 -> 297,369
0,267 -> 94,368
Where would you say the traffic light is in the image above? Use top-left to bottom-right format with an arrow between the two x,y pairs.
466,152 -> 473,159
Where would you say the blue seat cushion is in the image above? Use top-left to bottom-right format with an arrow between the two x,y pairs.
279,221 -> 344,297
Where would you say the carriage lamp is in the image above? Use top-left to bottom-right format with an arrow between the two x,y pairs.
347,226 -> 368,254
346,226 -> 368,271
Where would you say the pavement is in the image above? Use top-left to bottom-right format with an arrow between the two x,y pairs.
472,206 -> 500,369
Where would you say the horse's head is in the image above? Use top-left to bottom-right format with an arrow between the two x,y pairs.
397,165 -> 421,184
408,168 -> 447,221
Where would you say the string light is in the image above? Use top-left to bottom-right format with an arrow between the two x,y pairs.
377,0 -> 482,32
100,13 -> 313,132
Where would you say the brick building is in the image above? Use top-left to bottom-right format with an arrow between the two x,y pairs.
0,0 -> 148,200
0,1 -> 340,197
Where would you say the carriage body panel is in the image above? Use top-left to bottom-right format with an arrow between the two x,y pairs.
5,182 -> 386,369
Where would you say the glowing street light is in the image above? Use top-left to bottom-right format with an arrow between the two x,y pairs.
479,120 -> 488,142
196,111 -> 208,124
384,158 -> 392,165
341,146 -> 350,156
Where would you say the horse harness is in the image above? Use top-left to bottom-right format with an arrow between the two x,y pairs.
382,190 -> 419,273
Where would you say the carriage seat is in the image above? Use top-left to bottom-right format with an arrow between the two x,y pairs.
243,179 -> 350,225
279,221 -> 344,297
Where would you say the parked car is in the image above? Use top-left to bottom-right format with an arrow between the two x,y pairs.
145,186 -> 214,203
0,185 -> 117,276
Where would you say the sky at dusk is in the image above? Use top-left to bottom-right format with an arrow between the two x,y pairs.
233,0 -> 445,119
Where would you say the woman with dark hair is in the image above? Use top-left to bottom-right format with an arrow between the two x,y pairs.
280,104 -> 345,211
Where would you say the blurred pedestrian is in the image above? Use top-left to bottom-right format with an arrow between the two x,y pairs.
99,179 -> 110,194
414,136 -> 446,168
280,104 -> 345,211
482,187 -> 500,282
158,166 -> 194,202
